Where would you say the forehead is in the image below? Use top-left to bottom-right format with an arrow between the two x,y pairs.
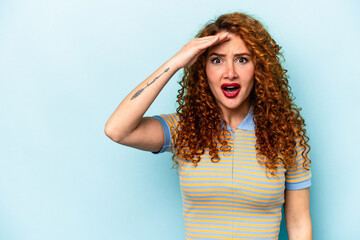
207,32 -> 250,55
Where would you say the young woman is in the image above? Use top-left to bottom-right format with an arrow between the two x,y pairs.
105,12 -> 312,240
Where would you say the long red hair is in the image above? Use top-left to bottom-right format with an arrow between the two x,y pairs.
172,12 -> 311,176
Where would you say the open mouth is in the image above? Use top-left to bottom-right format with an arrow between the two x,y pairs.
221,83 -> 240,98
223,85 -> 239,92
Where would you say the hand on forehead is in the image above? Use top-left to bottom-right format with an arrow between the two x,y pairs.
207,33 -> 251,57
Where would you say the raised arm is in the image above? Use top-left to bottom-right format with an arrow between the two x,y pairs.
104,32 -> 230,152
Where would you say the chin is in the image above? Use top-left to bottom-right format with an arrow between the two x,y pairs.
220,97 -> 250,110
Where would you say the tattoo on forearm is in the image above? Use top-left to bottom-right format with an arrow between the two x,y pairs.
131,68 -> 170,100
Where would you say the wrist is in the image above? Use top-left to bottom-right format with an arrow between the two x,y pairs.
166,56 -> 185,72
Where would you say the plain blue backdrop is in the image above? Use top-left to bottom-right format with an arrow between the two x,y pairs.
1,0 -> 359,239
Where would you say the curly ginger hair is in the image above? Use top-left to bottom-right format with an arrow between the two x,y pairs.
172,12 -> 311,176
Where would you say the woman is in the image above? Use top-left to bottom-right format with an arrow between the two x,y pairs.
105,12 -> 312,240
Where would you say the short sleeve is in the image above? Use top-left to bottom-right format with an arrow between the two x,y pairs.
285,137 -> 312,190
152,113 -> 179,154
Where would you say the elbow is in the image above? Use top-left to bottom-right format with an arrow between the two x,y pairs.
104,125 -> 125,143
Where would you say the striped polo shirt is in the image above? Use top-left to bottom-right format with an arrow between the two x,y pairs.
153,107 -> 311,240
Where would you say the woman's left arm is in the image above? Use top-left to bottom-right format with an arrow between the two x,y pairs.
284,187 -> 312,240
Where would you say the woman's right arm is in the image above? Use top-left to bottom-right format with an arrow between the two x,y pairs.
104,32 -> 230,152
104,59 -> 179,152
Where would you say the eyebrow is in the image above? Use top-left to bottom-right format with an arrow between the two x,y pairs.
208,52 -> 251,57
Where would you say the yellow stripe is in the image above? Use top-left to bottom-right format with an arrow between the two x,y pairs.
226,148 -> 257,153
286,167 -> 308,176
178,155 -> 284,167
180,182 -> 284,194
182,195 -> 284,207
181,185 -> 284,197
186,228 -> 279,238
180,177 -> 284,189
180,172 -> 285,183
233,168 -> 283,178
234,131 -> 256,136
182,192 -> 284,204
183,212 -> 281,222
186,233 -> 232,240
185,223 -> 279,233
179,166 -> 284,178
182,208 -> 282,218
183,217 -> 280,227
181,166 -> 276,175
228,140 -> 256,145
286,174 -> 311,183
180,167 -> 233,172
232,136 -> 256,141
295,153 -> 307,162
180,175 -> 284,185
182,198 -> 283,210
178,156 -> 284,170
286,170 -> 310,179
182,202 -> 282,213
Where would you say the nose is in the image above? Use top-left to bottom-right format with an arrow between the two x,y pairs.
224,62 -> 239,80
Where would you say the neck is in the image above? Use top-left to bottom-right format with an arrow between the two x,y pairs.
220,100 -> 252,132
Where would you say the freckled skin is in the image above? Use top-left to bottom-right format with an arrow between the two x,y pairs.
205,34 -> 255,120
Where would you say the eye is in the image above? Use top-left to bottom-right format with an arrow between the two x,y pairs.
210,57 -> 221,64
238,57 -> 248,63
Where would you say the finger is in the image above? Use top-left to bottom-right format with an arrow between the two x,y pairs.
212,33 -> 231,46
216,32 -> 231,42
200,32 -> 230,46
197,35 -> 219,40
199,34 -> 228,49
192,33 -> 230,53
196,32 -> 229,41
189,37 -> 219,51
194,35 -> 219,43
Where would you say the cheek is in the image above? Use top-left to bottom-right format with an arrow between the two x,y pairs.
248,79 -> 255,91
206,63 -> 223,77
205,67 -> 218,86
241,70 -> 255,94
245,64 -> 255,76
246,78 -> 255,92
243,67 -> 255,85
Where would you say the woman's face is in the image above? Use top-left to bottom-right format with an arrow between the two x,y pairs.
205,33 -> 255,115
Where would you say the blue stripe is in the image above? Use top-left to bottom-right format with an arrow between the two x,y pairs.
152,115 -> 171,153
285,178 -> 311,190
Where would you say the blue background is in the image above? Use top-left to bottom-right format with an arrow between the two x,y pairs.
1,0 -> 359,239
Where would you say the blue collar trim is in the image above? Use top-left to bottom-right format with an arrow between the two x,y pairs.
224,105 -> 255,132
